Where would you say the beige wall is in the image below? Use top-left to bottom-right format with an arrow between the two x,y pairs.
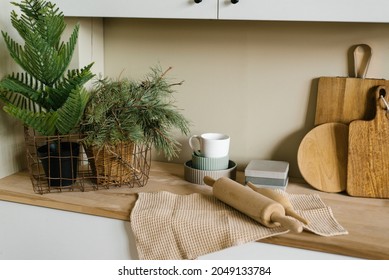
103,19 -> 389,177
2,14 -> 389,179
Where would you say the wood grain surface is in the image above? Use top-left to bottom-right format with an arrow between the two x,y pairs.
297,122 -> 348,193
0,162 -> 211,220
1,161 -> 389,259
315,77 -> 389,125
347,86 -> 389,198
260,181 -> 389,260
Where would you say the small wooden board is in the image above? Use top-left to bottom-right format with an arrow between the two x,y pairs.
298,123 -> 348,193
347,86 -> 389,198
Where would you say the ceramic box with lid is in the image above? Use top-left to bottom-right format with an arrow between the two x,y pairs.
245,159 -> 289,189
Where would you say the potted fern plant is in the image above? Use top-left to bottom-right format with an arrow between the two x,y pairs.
0,0 -> 94,188
81,66 -> 190,186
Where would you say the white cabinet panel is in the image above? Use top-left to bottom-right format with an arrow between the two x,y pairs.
0,200 -> 357,260
0,200 -> 136,259
51,0 -> 389,23
52,0 -> 218,19
219,0 -> 389,23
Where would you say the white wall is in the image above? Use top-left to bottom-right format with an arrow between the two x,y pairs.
103,19 -> 389,177
0,0 -> 26,178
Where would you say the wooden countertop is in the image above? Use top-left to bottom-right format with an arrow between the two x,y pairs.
0,161 -> 388,259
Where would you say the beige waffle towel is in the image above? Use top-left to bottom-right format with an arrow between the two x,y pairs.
130,191 -> 347,260
281,191 -> 348,236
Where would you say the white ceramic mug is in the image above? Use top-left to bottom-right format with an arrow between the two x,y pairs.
189,133 -> 230,158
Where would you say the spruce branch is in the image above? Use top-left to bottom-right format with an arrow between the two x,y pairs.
81,66 -> 191,160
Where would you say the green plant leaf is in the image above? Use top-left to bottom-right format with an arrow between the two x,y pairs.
0,0 -> 95,136
3,104 -> 57,135
80,66 -> 191,160
3,1 -> 78,86
56,86 -> 89,134
47,63 -> 94,110
0,72 -> 48,109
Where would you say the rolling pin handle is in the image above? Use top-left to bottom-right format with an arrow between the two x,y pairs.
246,182 -> 309,225
203,176 -> 216,187
271,213 -> 303,233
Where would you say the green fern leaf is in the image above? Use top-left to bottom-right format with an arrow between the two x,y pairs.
3,1 -> 78,86
47,63 -> 94,110
1,0 -> 95,136
56,86 -> 89,134
0,72 -> 49,109
3,104 -> 57,135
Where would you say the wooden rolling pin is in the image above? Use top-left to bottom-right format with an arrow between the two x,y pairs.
246,182 -> 309,225
204,176 -> 303,233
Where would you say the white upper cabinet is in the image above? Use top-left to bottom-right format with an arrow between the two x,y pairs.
51,0 -> 389,23
51,0 -> 218,20
218,0 -> 389,23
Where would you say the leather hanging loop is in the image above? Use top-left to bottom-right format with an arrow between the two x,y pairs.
348,44 -> 372,78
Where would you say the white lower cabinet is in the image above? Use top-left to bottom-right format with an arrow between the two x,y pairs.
0,200 -> 136,259
0,200 -> 358,259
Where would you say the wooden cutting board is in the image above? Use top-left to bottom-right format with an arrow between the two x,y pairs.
347,86 -> 389,198
315,77 -> 389,125
297,122 -> 348,193
315,44 -> 389,125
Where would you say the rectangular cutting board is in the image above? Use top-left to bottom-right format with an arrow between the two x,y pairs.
347,86 -> 389,198
315,77 -> 389,125
315,43 -> 388,125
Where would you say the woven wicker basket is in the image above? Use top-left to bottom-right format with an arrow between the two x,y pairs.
85,142 -> 151,188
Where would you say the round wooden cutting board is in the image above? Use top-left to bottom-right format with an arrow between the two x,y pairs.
297,122 -> 348,193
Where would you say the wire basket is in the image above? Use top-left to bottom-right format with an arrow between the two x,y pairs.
24,127 -> 151,194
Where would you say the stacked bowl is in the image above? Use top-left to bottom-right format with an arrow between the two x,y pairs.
184,133 -> 237,184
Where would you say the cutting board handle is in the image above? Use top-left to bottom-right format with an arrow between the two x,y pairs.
348,44 -> 372,78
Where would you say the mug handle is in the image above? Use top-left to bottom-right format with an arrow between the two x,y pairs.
189,135 -> 201,156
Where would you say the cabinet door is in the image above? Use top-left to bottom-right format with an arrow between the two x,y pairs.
219,0 -> 389,23
51,0 -> 218,19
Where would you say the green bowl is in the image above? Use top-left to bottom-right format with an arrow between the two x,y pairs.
191,153 -> 229,170
184,160 -> 237,185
